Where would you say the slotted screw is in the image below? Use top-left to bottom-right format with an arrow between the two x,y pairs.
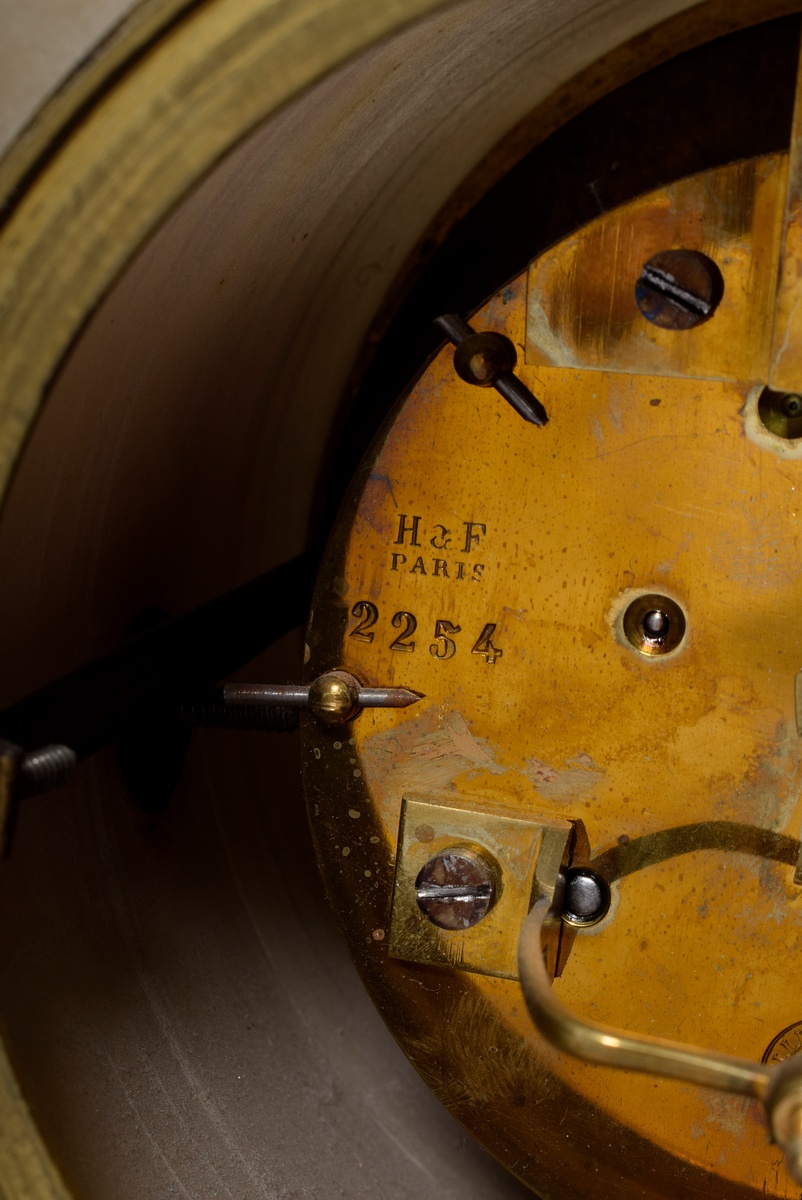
415,847 -> 498,930
635,249 -> 723,330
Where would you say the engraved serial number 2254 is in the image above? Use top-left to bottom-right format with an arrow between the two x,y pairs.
348,600 -> 503,664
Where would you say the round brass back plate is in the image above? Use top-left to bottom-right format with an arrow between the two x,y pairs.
303,149 -> 802,1197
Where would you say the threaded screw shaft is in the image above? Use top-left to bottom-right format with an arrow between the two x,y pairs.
17,744 -> 77,796
176,699 -> 299,733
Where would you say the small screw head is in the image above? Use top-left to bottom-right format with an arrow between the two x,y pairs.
635,249 -> 723,330
415,847 -> 498,930
308,670 -> 361,725
562,868 -> 611,927
453,331 -> 517,387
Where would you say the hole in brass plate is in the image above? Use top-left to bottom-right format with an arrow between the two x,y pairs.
622,593 -> 686,657
758,388 -> 802,440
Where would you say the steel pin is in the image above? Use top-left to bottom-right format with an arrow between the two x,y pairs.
434,313 -> 548,426
223,670 -> 423,726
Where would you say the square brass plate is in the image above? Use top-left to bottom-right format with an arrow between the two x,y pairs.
388,792 -> 571,980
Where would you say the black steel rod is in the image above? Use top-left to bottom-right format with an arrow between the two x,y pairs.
0,552 -> 316,759
495,372 -> 548,426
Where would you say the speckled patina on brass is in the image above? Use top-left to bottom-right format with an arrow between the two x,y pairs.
304,153 -> 802,1197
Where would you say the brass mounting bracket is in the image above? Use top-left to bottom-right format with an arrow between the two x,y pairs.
388,792 -> 576,980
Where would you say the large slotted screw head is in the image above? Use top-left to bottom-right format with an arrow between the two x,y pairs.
415,847 -> 498,930
635,249 -> 723,330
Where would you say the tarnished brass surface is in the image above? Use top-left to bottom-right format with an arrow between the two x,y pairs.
304,150 -> 802,1196
3,3 -> 802,1198
519,898 -> 802,1181
388,793 -> 570,979
526,155 -> 787,381
772,56 -> 802,391
519,899 -> 772,1097
520,897 -> 802,1189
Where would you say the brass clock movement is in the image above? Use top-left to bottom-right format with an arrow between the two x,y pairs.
7,6 -> 802,1200
301,51 -> 802,1200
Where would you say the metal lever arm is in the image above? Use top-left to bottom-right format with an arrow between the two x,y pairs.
518,898 -> 802,1181
519,898 -> 769,1095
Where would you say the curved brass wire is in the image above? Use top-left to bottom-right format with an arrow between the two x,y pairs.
518,897 -> 771,1098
